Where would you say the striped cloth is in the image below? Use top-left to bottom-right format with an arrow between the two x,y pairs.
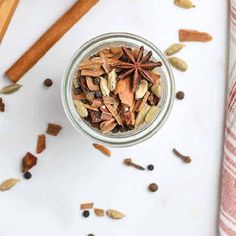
219,1 -> 236,235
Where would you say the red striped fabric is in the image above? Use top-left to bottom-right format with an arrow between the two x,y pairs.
219,1 -> 236,234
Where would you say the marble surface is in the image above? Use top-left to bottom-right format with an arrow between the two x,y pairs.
0,0 -> 228,235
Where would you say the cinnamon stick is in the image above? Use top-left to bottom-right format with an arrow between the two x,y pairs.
0,0 -> 19,43
5,0 -> 99,83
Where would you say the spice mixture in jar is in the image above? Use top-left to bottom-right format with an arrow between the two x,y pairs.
72,45 -> 163,134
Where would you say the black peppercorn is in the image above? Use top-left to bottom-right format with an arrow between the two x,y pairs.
43,78 -> 53,87
95,90 -> 102,98
176,91 -> 185,100
112,126 -> 119,133
83,210 -> 90,218
24,171 -> 32,179
147,164 -> 154,171
94,77 -> 100,85
118,125 -> 127,133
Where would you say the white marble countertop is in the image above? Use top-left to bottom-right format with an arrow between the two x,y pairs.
0,0 -> 228,235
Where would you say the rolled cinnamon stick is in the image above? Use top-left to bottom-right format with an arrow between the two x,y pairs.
0,0 -> 19,44
5,0 -> 99,83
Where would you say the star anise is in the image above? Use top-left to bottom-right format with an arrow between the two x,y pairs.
117,46 -> 162,91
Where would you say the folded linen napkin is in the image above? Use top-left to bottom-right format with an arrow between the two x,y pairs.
219,1 -> 236,235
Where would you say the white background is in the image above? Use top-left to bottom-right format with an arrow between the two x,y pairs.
0,0 -> 228,236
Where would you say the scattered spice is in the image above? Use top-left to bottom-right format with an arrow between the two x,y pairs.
165,43 -> 185,56
44,78 -> 53,87
72,45 -> 162,134
106,209 -> 125,220
46,123 -> 62,136
0,83 -> 22,94
148,183 -> 158,192
83,210 -> 90,218
93,143 -> 111,157
174,0 -> 195,9
173,148 -> 192,163
123,158 -> 145,171
147,164 -> 154,171
80,202 -> 94,210
94,208 -> 105,217
0,97 -> 5,112
23,172 -> 32,180
0,178 -> 20,191
22,152 -> 37,173
36,134 -> 46,154
176,91 -> 185,100
179,29 -> 213,42
168,57 -> 188,72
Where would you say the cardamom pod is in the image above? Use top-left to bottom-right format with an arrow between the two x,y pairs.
145,106 -> 158,124
100,77 -> 110,96
168,57 -> 188,72
135,80 -> 148,99
135,104 -> 151,129
106,209 -> 125,219
0,178 -> 20,191
0,84 -> 22,94
74,100 -> 88,117
151,84 -> 161,97
107,69 -> 117,91
174,0 -> 195,9
165,43 -> 185,56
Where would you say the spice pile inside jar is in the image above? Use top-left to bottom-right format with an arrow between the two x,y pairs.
72,46 -> 163,134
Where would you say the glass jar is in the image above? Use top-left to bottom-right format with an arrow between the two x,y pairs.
61,32 -> 175,147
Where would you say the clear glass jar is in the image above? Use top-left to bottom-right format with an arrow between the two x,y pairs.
61,32 -> 175,147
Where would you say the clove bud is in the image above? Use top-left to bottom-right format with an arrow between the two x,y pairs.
172,148 -> 191,163
123,158 -> 145,170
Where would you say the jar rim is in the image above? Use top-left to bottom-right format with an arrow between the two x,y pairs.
61,32 -> 175,147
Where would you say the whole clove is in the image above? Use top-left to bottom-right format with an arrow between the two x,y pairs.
123,158 -> 145,170
172,148 -> 191,163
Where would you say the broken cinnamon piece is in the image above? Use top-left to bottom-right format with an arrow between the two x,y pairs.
46,123 -> 62,136
81,68 -> 105,77
134,99 -> 142,112
101,112 -> 113,121
179,29 -> 213,42
138,91 -> 151,112
22,152 -> 37,173
36,134 -> 46,154
91,98 -> 103,108
73,94 -> 87,100
94,208 -> 105,217
79,58 -> 102,70
104,103 -> 123,125
93,143 -> 111,157
118,77 -> 134,107
100,119 -> 117,134
80,202 -> 94,210
115,79 -> 126,94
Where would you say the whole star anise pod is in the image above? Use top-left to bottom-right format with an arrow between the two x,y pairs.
117,46 -> 162,91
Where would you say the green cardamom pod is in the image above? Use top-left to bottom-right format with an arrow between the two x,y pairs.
165,43 -> 185,56
168,57 -> 188,72
174,0 -> 195,9
0,84 -> 22,94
